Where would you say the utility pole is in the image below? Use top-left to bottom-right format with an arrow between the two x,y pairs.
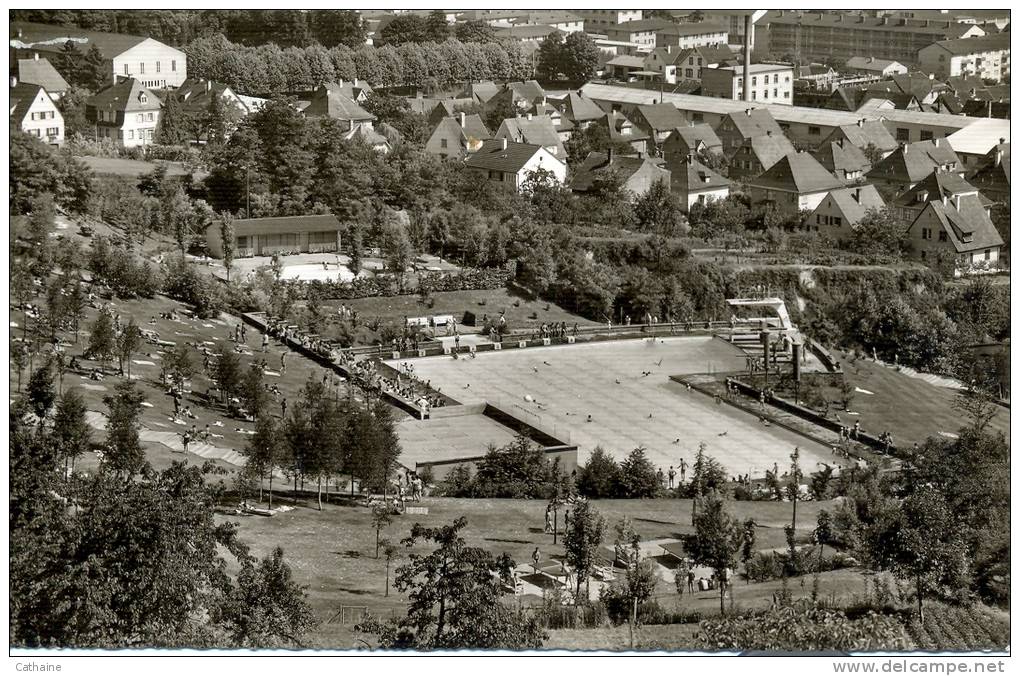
245,163 -> 251,219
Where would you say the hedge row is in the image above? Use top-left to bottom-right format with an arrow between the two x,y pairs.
281,265 -> 514,301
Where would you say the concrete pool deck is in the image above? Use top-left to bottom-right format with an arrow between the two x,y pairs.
388,335 -> 846,478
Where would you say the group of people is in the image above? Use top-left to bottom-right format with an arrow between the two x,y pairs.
535,322 -> 576,340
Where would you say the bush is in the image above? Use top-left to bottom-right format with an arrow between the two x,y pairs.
163,256 -> 224,318
743,546 -> 857,583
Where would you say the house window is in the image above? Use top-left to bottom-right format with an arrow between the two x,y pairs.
172,60 -> 177,72
751,76 -> 757,85
808,126 -> 820,136
922,228 -> 932,240
985,249 -> 991,260
920,130 -> 933,141
920,250 -> 927,260
128,130 -> 134,139
686,68 -> 693,77
46,127 -> 59,136
773,88 -> 778,98
148,112 -> 154,121
784,91 -> 790,98
156,61 -> 161,73
440,138 -> 448,149
139,94 -> 147,104
764,90 -> 769,99
763,75 -> 769,85
896,128 -> 910,141
751,91 -> 756,100
833,216 -> 842,226
137,113 -> 144,122
692,113 -> 703,122
140,62 -> 145,74
938,231 -> 947,242
124,64 -> 129,75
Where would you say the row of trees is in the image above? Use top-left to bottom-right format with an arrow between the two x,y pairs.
184,35 -> 534,96
10,384 -> 315,648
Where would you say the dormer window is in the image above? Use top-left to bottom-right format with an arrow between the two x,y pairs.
139,93 -> 148,104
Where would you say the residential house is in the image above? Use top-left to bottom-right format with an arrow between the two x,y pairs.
811,138 -> 872,184
642,44 -> 736,84
321,78 -> 374,103
806,184 -> 886,236
494,24 -> 562,44
425,112 -> 491,159
866,139 -> 963,194
664,155 -> 730,211
485,80 -> 547,115
426,100 -> 460,127
10,80 -> 63,145
174,78 -> 253,142
906,193 -> 1003,269
205,214 -> 342,259
303,84 -> 388,151
605,18 -> 675,49
888,170 -> 985,224
729,131 -> 797,179
714,107 -> 784,154
526,98 -> 573,140
85,78 -> 160,147
917,33 -> 1010,82
463,138 -> 566,192
701,63 -> 794,104
569,150 -> 671,198
821,119 -> 898,159
656,22 -> 729,50
966,142 -> 1010,203
626,103 -> 689,145
11,20 -> 187,88
14,55 -> 68,99
554,91 -> 605,131
495,114 -> 567,162
460,81 -> 500,105
661,123 -> 723,160
845,56 -> 908,77
747,151 -> 844,215
605,55 -> 647,81
945,119 -> 1011,169
519,11 -> 585,33
589,111 -> 649,154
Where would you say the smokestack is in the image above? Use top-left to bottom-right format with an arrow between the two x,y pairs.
933,138 -> 940,147
742,13 -> 752,103
500,137 -> 507,150
857,118 -> 864,127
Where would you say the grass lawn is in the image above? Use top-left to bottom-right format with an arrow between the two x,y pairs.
834,353 -> 1008,446
332,288 -> 601,335
75,155 -> 199,179
221,496 -> 855,649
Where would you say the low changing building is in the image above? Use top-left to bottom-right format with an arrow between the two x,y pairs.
205,214 -> 343,259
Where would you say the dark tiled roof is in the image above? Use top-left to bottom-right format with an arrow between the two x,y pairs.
662,124 -> 723,154
892,171 -> 979,208
232,214 -> 341,237
658,21 -> 727,36
916,196 -> 1003,253
498,115 -> 564,157
823,120 -> 898,153
967,143 -> 1010,193
87,78 -> 161,113
630,103 -> 688,133
304,87 -> 375,121
928,32 -> 1010,55
464,139 -> 546,173
722,107 -> 783,140
867,140 -> 961,184
557,92 -> 604,123
9,82 -> 50,123
812,139 -> 871,178
812,185 -> 885,224
570,152 -> 668,192
664,156 -> 729,192
750,151 -> 843,194
16,57 -> 68,92
744,133 -> 797,172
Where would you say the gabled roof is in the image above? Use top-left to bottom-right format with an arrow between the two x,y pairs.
16,57 -> 68,93
323,79 -> 374,100
915,196 -> 1003,253
506,81 -> 547,105
944,75 -> 986,96
926,32 -> 1010,55
721,107 -> 783,140
860,89 -> 919,111
845,56 -> 904,72
10,82 -> 51,123
888,73 -> 943,100
462,81 -> 500,104
556,92 -> 604,123
569,152 -> 669,193
946,118 -> 1010,156
662,123 -> 723,154
812,139 -> 871,179
349,123 -> 390,149
892,171 -> 979,208
87,78 -> 161,113
430,113 -> 491,150
498,115 -> 564,155
750,152 -> 843,194
867,140 -> 961,184
744,132 -> 797,172
591,111 -> 650,144
813,185 -> 886,224
629,103 -> 688,133
304,87 -> 375,121
822,120 -> 898,153
664,156 -> 729,192
495,24 -> 562,40
10,20 -> 153,59
967,142 -> 1010,193
464,139 -> 548,173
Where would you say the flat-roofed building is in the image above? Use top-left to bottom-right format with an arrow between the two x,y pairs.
701,63 -> 794,105
918,33 -> 1010,82
572,10 -> 642,32
656,22 -> 728,50
205,214 -> 343,259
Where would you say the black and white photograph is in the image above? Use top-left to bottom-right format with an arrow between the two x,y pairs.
7,4 -> 1013,668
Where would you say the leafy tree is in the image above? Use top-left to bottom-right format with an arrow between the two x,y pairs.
219,212 -> 236,280
684,495 -> 744,615
27,192 -> 57,245
52,387 -> 92,478
787,446 -> 803,532
311,10 -> 365,48
101,379 -> 147,478
208,345 -> 241,407
379,14 -> 429,46
618,447 -> 659,498
564,123 -> 634,164
424,10 -> 450,42
559,31 -> 600,83
890,486 -> 969,622
164,343 -> 194,392
361,518 -> 546,649
536,31 -> 565,80
371,504 -> 393,559
845,208 -> 908,258
382,539 -> 399,597
469,435 -> 554,498
242,414 -> 281,508
563,501 -> 607,599
87,311 -> 116,373
634,179 -> 686,237
240,363 -> 268,421
741,518 -> 757,577
575,446 -> 621,498
455,20 -> 497,43
81,44 -> 107,90
687,442 -> 728,500
116,318 -> 142,378
27,362 -> 57,422
381,220 -> 414,292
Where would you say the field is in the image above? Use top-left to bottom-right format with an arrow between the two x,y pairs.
391,336 -> 846,478
222,496 -> 853,649
75,155 -> 196,178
